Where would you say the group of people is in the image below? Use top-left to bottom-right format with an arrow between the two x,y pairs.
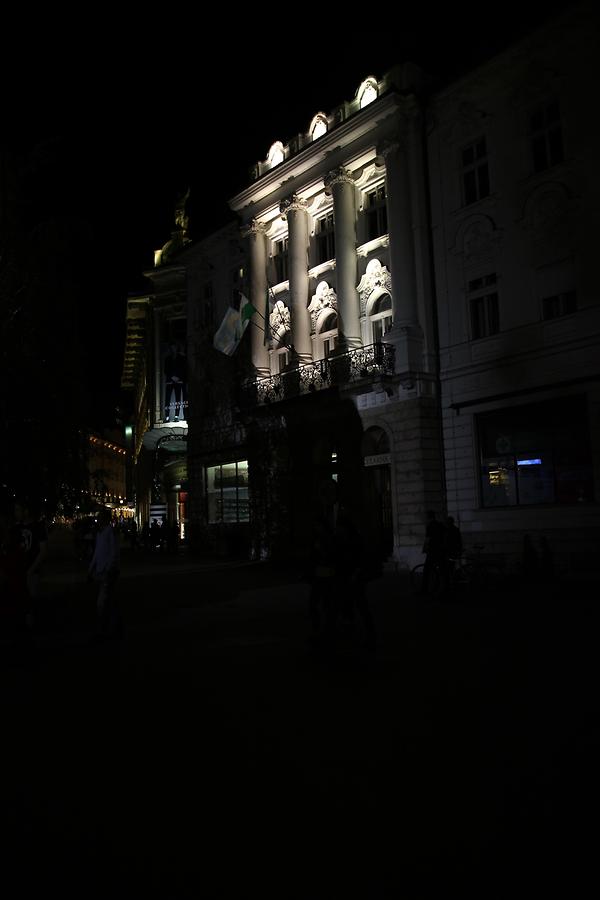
420,510 -> 463,595
0,499 -> 49,632
0,499 -> 122,640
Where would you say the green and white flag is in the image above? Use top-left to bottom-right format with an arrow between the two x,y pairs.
213,293 -> 257,356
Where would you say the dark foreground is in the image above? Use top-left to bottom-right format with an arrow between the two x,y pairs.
2,547 -> 598,898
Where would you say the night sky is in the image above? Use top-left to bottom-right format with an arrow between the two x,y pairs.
3,2 -> 574,427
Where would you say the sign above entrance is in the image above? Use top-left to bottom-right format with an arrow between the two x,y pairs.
364,453 -> 391,467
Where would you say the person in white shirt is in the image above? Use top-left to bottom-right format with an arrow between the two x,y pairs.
88,508 -> 121,637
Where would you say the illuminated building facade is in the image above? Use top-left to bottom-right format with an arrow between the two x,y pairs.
121,194 -> 193,534
133,2 -> 600,570
88,431 -> 129,514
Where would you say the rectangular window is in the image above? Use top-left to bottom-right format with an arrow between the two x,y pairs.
274,238 -> 289,283
275,350 -> 289,373
205,460 -> 249,524
478,396 -> 593,508
461,137 -> 490,205
316,213 -> 335,264
468,273 -> 499,339
542,290 -> 577,320
322,336 -> 337,359
372,316 -> 393,343
365,184 -> 388,241
530,99 -> 564,172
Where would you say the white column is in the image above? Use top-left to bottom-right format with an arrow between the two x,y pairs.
324,167 -> 361,350
242,219 -> 270,377
280,195 -> 312,364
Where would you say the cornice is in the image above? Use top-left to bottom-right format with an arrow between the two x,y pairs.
230,92 -> 407,215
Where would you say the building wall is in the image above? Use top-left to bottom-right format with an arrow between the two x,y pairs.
428,1 -> 600,570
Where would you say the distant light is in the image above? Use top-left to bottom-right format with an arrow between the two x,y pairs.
517,458 -> 542,466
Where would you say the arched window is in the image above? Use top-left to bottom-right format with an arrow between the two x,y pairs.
310,114 -> 328,141
370,293 -> 393,343
319,311 -> 338,360
358,77 -> 378,109
361,425 -> 390,457
267,141 -> 285,169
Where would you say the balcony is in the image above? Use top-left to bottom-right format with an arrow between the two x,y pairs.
239,342 -> 395,408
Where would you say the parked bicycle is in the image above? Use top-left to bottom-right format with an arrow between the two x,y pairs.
410,545 -> 503,596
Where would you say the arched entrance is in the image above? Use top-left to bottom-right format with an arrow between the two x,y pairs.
362,426 -> 393,557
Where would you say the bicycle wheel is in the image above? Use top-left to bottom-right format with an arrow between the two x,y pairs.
410,563 -> 425,593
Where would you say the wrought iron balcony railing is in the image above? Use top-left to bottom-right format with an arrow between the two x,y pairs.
239,342 -> 395,408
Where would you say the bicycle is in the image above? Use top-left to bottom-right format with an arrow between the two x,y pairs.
410,545 -> 499,596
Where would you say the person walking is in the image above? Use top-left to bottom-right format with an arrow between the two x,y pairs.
88,508 -> 121,638
14,499 -> 48,627
444,515 -> 463,590
421,510 -> 446,596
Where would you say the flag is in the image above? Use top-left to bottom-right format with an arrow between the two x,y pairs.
264,288 -> 273,347
213,293 -> 256,356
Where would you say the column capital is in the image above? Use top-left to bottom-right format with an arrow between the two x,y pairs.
324,167 -> 355,193
377,138 -> 406,161
241,218 -> 268,238
280,194 -> 308,217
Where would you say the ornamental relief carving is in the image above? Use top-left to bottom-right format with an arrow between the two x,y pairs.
521,182 -> 572,239
280,194 -> 308,217
270,300 -> 291,345
324,167 -> 355,193
241,218 -> 268,238
307,282 -> 338,334
452,214 -> 501,266
356,260 -> 392,316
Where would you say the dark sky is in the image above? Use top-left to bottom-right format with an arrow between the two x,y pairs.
3,2 -> 575,426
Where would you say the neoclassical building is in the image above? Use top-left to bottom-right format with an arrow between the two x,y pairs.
126,1 -> 600,572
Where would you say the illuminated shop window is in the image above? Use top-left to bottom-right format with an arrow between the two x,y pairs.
205,461 -> 249,524
478,397 -> 593,507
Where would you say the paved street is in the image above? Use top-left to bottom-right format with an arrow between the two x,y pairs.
2,533 -> 598,898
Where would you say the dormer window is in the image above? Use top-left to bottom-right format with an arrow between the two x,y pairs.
358,77 -> 378,109
268,141 -> 285,169
310,113 -> 328,141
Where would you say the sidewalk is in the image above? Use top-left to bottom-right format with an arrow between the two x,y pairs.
3,529 -> 597,897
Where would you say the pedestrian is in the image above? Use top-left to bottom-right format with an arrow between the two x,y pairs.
421,510 -> 446,596
0,502 -> 29,633
14,499 -> 49,626
444,515 -> 463,589
88,508 -> 121,638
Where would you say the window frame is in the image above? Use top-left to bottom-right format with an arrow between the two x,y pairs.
468,273 -> 499,340
204,460 -> 250,524
461,136 -> 490,206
